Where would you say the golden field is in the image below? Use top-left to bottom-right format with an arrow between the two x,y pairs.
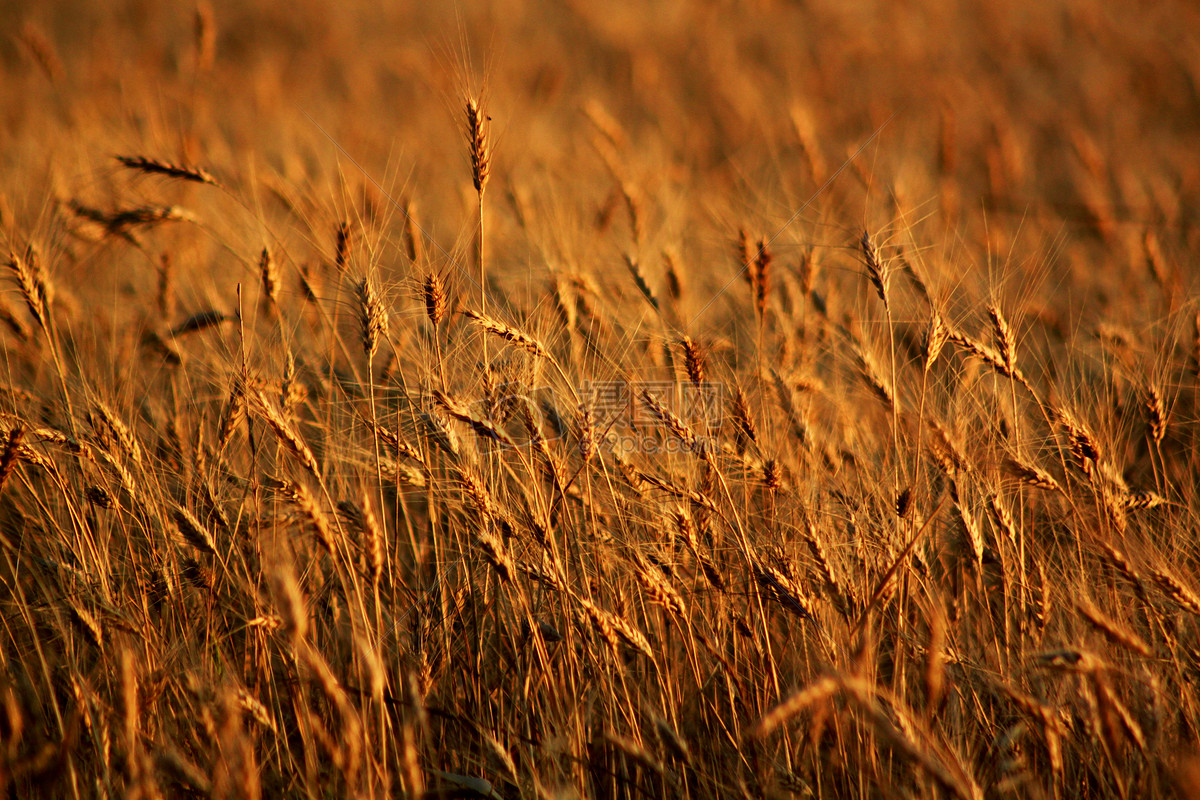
1,1 -> 1199,797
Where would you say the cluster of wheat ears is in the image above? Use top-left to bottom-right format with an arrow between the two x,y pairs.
1,2 -> 1199,799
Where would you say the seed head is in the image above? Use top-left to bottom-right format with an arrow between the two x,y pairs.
356,276 -> 389,360
466,99 -> 491,194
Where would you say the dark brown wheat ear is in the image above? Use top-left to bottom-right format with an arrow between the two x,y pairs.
466,98 -> 491,195
422,272 -> 447,327
0,424 -> 25,495
259,248 -> 279,309
860,230 -> 889,309
334,221 -> 352,273
680,336 -> 706,387
115,155 -> 221,187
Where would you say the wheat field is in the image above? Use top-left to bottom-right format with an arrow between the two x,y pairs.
2,1 -> 1199,798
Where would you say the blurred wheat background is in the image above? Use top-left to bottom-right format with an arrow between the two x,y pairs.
2,1 -> 1200,798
